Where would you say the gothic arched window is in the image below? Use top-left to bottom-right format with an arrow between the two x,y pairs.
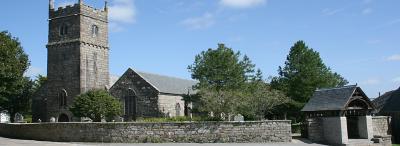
59,24 -> 69,36
59,89 -> 68,107
92,25 -> 99,37
125,88 -> 137,120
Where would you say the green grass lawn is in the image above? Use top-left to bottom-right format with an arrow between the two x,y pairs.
393,144 -> 400,146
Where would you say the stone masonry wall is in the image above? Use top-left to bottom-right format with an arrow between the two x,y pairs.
0,121 -> 291,143
110,69 -> 161,120
372,116 -> 390,136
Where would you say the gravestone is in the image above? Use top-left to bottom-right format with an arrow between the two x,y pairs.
81,117 -> 92,122
50,117 -> 56,123
14,113 -> 24,123
234,114 -> 244,122
0,110 -> 10,123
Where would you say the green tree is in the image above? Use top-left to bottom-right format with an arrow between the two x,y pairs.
188,44 -> 289,120
271,40 -> 348,120
32,75 -> 47,92
188,43 -> 255,91
0,31 -> 30,120
70,90 -> 122,122
188,44 -> 256,119
239,71 -> 289,120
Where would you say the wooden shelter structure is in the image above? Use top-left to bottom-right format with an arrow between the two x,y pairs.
302,85 -> 391,145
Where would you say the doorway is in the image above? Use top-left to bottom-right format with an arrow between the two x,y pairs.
347,116 -> 360,139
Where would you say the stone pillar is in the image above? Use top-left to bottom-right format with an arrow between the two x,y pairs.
322,116 -> 348,145
358,116 -> 373,139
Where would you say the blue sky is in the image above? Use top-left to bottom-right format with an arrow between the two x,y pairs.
0,0 -> 399,98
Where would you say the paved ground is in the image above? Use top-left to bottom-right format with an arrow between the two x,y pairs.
0,137 -> 327,146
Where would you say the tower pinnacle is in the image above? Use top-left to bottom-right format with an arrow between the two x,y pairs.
104,0 -> 108,11
49,0 -> 54,9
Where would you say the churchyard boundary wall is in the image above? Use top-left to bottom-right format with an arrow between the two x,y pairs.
0,121 -> 291,143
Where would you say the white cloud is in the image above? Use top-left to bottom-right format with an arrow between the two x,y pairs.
109,22 -> 124,33
387,54 -> 400,61
322,8 -> 344,16
24,66 -> 44,78
393,77 -> 400,83
219,0 -> 267,9
181,13 -> 215,30
361,79 -> 381,85
362,8 -> 373,15
57,0 -> 75,8
109,0 -> 136,24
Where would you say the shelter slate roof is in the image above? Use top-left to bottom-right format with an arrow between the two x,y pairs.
110,68 -> 198,95
374,87 -> 400,113
302,85 -> 362,112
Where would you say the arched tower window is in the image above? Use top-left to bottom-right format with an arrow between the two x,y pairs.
92,25 -> 99,37
175,103 -> 181,117
59,89 -> 68,107
59,24 -> 69,36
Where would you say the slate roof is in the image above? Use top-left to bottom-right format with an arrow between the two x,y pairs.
374,87 -> 400,113
373,90 -> 396,113
302,85 -> 366,112
136,71 -> 198,95
110,68 -> 198,95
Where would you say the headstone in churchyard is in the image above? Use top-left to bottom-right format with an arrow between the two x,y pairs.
0,110 -> 10,123
14,113 -> 24,123
50,117 -> 56,123
115,116 -> 124,122
81,117 -> 92,122
234,114 -> 244,122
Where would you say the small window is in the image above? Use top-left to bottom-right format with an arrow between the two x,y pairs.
59,89 -> 68,107
92,25 -> 99,37
59,24 -> 68,36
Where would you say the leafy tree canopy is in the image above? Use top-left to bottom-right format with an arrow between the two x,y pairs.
271,40 -> 348,104
70,90 -> 122,122
0,31 -> 30,119
32,74 -> 47,92
188,43 -> 255,91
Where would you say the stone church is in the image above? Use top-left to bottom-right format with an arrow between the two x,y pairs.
32,0 -> 196,122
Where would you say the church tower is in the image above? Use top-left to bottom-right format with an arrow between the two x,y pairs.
32,0 -> 109,122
